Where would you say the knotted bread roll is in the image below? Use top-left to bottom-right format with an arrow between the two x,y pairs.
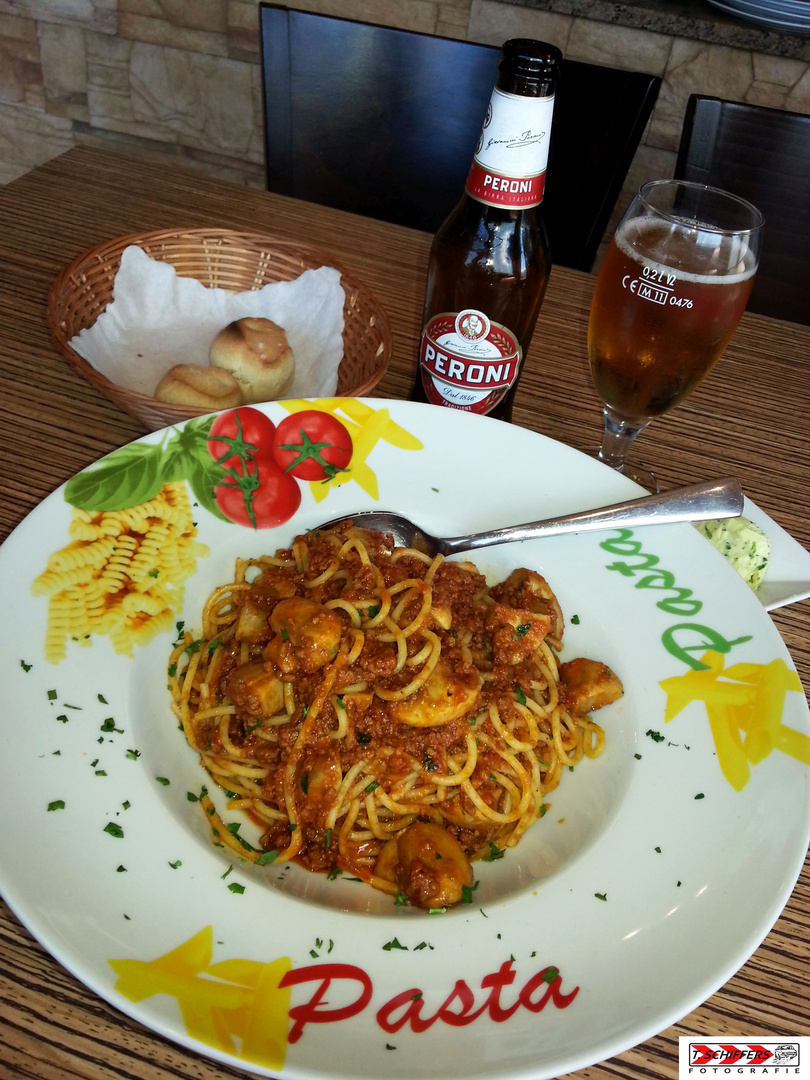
209,317 -> 295,403
154,364 -> 244,409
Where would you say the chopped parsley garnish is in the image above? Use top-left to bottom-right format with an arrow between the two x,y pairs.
357,732 -> 372,745
104,822 -> 124,838
169,859 -> 182,869
20,660 -> 32,672
98,694 -> 108,703
100,718 -> 122,733
516,686 -> 527,706
365,780 -> 379,792
382,937 -> 407,951
327,865 -> 342,880
482,842 -> 504,861
257,850 -> 279,866
422,752 -> 438,772
694,792 -> 705,800
594,891 -> 607,901
126,749 -> 141,760
56,714 -> 68,724
47,800 -> 65,812
156,776 -> 170,785
541,966 -> 559,983
301,773 -> 309,794
227,882 -> 245,894
47,689 -> 57,700
513,623 -> 531,638
646,729 -> 665,743
570,614 -> 580,624
116,865 -> 127,873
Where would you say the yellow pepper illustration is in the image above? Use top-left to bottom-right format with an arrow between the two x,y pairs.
660,650 -> 809,791
280,398 -> 424,502
109,926 -> 291,1069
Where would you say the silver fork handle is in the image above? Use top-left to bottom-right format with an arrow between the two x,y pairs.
438,477 -> 744,556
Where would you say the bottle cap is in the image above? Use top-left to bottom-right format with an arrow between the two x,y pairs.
500,38 -> 562,77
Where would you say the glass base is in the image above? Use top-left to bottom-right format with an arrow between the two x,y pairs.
593,407 -> 659,493
593,450 -> 659,493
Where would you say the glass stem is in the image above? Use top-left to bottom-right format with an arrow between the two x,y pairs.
597,407 -> 650,472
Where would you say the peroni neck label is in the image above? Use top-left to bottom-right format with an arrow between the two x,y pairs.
418,310 -> 522,415
466,87 -> 554,209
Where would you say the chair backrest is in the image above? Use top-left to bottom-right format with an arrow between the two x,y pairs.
259,4 -> 661,272
675,95 -> 810,325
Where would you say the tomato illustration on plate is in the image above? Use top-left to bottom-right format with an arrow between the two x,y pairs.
207,406 -> 353,529
271,409 -> 353,482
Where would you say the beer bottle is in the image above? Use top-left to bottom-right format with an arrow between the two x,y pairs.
411,38 -> 562,421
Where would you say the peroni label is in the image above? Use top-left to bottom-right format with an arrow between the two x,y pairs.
418,310 -> 522,415
465,88 -> 554,209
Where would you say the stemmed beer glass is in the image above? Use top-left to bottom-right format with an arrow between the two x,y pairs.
587,179 -> 764,491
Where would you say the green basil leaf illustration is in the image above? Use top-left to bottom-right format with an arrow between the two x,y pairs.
186,455 -> 229,522
64,443 -> 164,512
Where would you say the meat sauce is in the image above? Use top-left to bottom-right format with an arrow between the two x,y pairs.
191,526 -> 622,907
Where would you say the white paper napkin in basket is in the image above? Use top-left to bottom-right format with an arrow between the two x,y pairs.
69,245 -> 346,399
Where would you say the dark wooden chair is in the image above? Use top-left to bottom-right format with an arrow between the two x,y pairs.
675,95 -> 810,325
259,4 -> 661,272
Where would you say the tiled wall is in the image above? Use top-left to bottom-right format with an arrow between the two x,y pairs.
2,0 -> 809,251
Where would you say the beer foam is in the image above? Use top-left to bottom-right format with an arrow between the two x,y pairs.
616,218 -> 757,285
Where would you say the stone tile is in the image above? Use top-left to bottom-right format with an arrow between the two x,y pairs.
785,65 -> 810,113
39,22 -> 88,118
128,41 -> 257,156
120,0 -> 228,34
469,0 -> 572,52
566,20 -> 672,76
749,54 -> 809,110
281,0 -> 440,34
0,0 -> 116,35
85,26 -> 133,63
437,3 -> 471,38
0,11 -> 39,41
228,0 -> 260,58
118,12 -> 229,56
0,100 -> 73,180
1,28 -> 45,115
0,27 -> 41,107
649,39 -> 755,151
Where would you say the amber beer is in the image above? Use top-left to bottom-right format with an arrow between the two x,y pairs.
588,217 -> 757,422
411,39 -> 562,421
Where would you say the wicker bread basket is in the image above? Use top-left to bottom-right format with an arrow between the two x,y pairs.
47,228 -> 393,431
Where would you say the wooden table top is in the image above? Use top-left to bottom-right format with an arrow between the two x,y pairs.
0,145 -> 807,1080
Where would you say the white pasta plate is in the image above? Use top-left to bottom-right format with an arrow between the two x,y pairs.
0,398 -> 808,1080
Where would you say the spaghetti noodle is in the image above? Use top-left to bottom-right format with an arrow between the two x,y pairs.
169,523 -> 622,909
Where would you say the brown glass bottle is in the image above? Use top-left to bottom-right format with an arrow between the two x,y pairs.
411,39 -> 562,422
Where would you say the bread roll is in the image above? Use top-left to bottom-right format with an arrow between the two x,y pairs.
154,364 -> 244,409
209,317 -> 295,404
